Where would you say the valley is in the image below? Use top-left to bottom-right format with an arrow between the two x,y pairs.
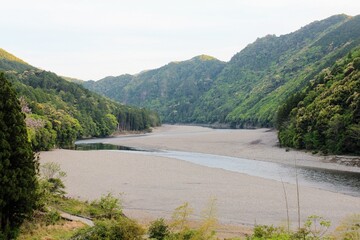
40,125 -> 360,229
1,10 -> 360,239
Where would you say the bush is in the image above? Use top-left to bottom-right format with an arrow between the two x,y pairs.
44,210 -> 61,225
36,162 -> 67,210
148,218 -> 170,240
248,225 -> 290,240
165,229 -> 197,240
246,215 -> 332,240
333,214 -> 360,240
70,218 -> 144,240
90,193 -> 123,219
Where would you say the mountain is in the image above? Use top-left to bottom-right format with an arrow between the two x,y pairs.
84,55 -> 226,123
61,76 -> 84,84
0,49 -> 160,150
196,14 -> 360,127
83,14 -> 360,128
0,48 -> 35,72
277,47 -> 360,154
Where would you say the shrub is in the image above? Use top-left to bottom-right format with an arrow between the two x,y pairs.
90,193 -> 123,219
44,210 -> 61,225
70,218 -> 144,240
246,215 -> 332,240
148,218 -> 170,240
333,214 -> 360,240
248,225 -> 290,240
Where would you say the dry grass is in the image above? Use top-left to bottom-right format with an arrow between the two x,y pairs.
19,220 -> 85,240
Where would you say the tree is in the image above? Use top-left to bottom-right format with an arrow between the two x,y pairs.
0,73 -> 37,239
91,193 -> 123,219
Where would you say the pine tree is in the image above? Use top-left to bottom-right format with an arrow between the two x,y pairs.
0,73 -> 37,239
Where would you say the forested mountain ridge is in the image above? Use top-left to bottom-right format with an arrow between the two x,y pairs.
0,49 -> 160,151
0,48 -> 35,72
85,55 -> 226,122
277,48 -> 360,154
206,14 -> 360,126
83,14 -> 360,127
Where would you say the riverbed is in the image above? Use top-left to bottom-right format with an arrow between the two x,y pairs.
40,125 -> 360,230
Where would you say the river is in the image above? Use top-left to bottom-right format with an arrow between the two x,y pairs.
74,142 -> 360,197
41,125 -> 360,227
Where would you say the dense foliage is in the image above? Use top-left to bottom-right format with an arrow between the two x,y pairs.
83,14 -> 360,129
0,73 -> 37,239
85,55 -> 225,123
277,48 -> 360,154
0,49 -> 161,150
0,48 -> 35,73
70,218 -> 144,240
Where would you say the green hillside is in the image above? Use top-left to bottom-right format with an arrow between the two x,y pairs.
0,48 -> 35,72
0,49 -> 160,151
61,75 -> 84,84
277,48 -> 360,154
195,14 -> 360,126
84,14 -> 360,129
85,55 -> 226,123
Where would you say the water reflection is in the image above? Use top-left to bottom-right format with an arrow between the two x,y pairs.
297,167 -> 360,196
74,143 -> 137,151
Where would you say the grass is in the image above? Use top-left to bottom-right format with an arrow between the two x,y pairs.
17,197 -> 96,240
18,193 -> 124,240
55,193 -> 122,220
55,197 -> 96,218
19,219 -> 85,240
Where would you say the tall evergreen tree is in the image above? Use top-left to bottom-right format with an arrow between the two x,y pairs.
0,73 -> 37,239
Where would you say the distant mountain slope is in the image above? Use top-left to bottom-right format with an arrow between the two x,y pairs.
61,75 -> 84,84
84,55 -> 226,122
277,47 -> 360,154
0,49 -> 160,150
195,14 -> 360,126
83,14 -> 360,128
0,48 -> 35,72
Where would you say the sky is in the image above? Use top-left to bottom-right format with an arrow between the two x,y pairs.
1,0 -> 359,80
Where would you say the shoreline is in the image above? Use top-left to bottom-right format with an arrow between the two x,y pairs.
40,125 -> 360,236
90,124 -> 360,173
40,149 -> 360,228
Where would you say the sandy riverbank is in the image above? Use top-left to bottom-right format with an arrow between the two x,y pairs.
98,125 -> 359,172
40,125 -> 360,236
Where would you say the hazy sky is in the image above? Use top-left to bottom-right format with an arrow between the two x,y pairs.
1,0 -> 359,80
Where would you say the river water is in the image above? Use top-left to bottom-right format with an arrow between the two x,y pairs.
74,142 -> 360,197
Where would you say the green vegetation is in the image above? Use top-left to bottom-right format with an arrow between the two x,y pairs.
0,48 -> 35,73
277,48 -> 360,154
148,218 -> 170,240
84,55 -> 226,123
145,213 -> 359,240
246,215 -> 330,240
71,218 -> 144,240
15,161 -> 359,239
83,14 -> 360,129
18,218 -> 81,240
333,214 -> 360,239
82,14 -> 360,154
0,49 -> 161,150
0,73 -> 38,239
18,161 -> 142,240
2,12 -> 360,239
37,162 -> 123,221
